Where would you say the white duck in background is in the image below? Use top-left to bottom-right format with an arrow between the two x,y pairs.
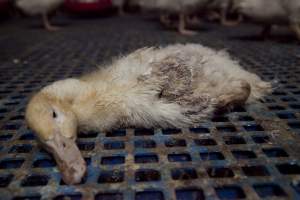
15,0 -> 64,31
235,0 -> 300,40
26,44 -> 272,184
138,0 -> 210,35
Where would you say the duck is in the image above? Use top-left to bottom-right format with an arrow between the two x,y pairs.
25,44 -> 272,184
112,0 -> 126,15
138,0 -> 210,35
15,0 -> 64,31
234,0 -> 300,40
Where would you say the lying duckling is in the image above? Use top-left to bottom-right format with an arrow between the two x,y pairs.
26,44 -> 272,184
235,0 -> 300,40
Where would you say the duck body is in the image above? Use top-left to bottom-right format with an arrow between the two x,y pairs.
26,44 -> 272,184
235,0 -> 300,39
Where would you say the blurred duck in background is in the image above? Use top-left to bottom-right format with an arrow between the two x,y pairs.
138,0 -> 210,35
234,0 -> 300,40
15,0 -> 64,31
112,0 -> 126,15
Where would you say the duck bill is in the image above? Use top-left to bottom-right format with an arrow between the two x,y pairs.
44,132 -> 86,185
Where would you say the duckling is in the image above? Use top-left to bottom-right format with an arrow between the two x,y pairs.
235,0 -> 300,40
138,0 -> 210,35
15,0 -> 64,31
26,44 -> 272,184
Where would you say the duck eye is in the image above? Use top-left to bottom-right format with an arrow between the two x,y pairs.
52,111 -> 57,118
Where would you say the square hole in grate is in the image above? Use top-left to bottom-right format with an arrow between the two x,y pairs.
135,191 -> 164,200
242,166 -> 270,176
281,97 -> 297,102
98,170 -> 124,183
134,129 -> 154,136
238,116 -> 254,121
10,115 -> 24,120
21,174 -> 49,187
106,130 -> 126,137
190,127 -> 210,134
77,142 -> 95,151
0,134 -> 13,141
134,139 -> 156,148
171,168 -> 198,180
54,194 -> 82,200
216,126 -> 237,132
231,106 -> 246,112
165,139 -> 187,147
262,148 -> 289,157
207,167 -> 234,178
3,123 -> 22,130
268,105 -> 285,111
19,133 -> 35,140
277,113 -> 296,119
162,128 -> 181,135
13,195 -> 41,200
290,104 -> 300,109
95,192 -> 123,200
101,156 -> 125,165
288,122 -> 300,129
135,169 -> 161,182
0,174 -> 13,187
200,152 -> 225,160
135,154 -> 158,163
232,150 -> 257,159
78,131 -> 98,138
212,116 -> 229,122
194,139 -> 217,146
253,184 -> 287,198
9,144 -> 33,153
276,163 -> 300,175
215,185 -> 246,199
224,136 -> 246,145
33,158 -> 56,168
175,188 -> 205,200
243,124 -> 264,131
168,153 -> 191,162
252,135 -> 270,144
104,141 -> 125,150
0,158 -> 24,169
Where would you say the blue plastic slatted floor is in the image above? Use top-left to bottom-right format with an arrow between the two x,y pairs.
0,15 -> 299,200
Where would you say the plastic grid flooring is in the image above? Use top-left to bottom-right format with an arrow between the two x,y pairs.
0,15 -> 300,200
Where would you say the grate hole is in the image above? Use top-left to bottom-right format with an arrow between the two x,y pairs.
200,152 -> 225,160
104,141 -> 125,150
175,188 -> 205,200
215,186 -> 246,199
3,123 -> 21,130
0,174 -> 13,187
224,136 -> 246,145
276,163 -> 300,175
252,135 -> 270,144
134,129 -> 154,136
195,138 -> 217,146
78,131 -> 98,138
189,127 -> 210,134
290,104 -> 300,109
33,158 -> 56,168
212,116 -> 229,122
253,184 -> 287,198
207,167 -> 234,178
238,116 -> 254,121
101,156 -> 125,165
216,126 -> 236,132
10,115 -> 24,120
19,133 -> 35,140
106,130 -> 126,137
0,158 -> 24,169
13,195 -> 41,200
262,148 -> 289,157
277,113 -> 296,119
231,106 -> 246,112
9,144 -> 32,153
232,150 -> 257,159
136,191 -> 164,200
135,154 -> 158,163
95,193 -> 123,200
162,128 -> 181,135
168,153 -> 191,162
288,122 -> 300,129
281,97 -> 297,102
77,142 -> 95,151
242,166 -> 270,176
98,170 -> 124,183
0,134 -> 13,141
134,140 -> 156,148
268,105 -> 285,110
165,139 -> 187,147
54,194 -> 82,200
243,124 -> 264,131
21,174 -> 49,187
171,168 -> 198,180
135,169 -> 161,182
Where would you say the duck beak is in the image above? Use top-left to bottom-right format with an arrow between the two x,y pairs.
44,132 -> 86,185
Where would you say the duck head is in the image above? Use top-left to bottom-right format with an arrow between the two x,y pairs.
25,92 -> 86,184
